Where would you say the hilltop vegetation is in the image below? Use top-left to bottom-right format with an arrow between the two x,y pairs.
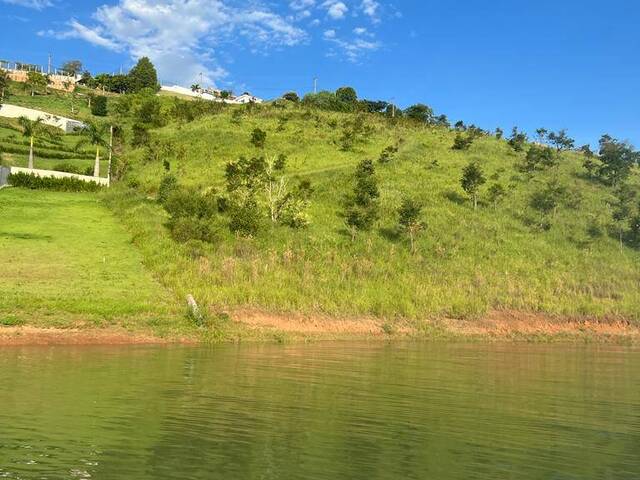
2,63 -> 640,330
95,87 -> 640,323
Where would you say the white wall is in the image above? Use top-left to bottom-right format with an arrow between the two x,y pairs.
9,166 -> 109,186
0,104 -> 85,133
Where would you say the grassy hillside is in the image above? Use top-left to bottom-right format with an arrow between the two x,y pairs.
0,188 -> 187,334
104,98 -> 640,323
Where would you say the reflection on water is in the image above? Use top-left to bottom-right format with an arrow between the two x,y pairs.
0,342 -> 639,479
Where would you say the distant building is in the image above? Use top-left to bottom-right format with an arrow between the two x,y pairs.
160,84 -> 264,104
234,92 -> 263,104
0,60 -> 77,93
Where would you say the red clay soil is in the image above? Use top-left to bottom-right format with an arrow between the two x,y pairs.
1,310 -> 638,345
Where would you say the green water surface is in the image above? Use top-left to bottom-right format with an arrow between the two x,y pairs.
0,343 -> 638,479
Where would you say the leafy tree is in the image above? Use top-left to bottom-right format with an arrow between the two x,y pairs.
404,104 -> 434,124
362,100 -> 388,114
339,115 -> 371,151
77,121 -> 109,177
336,86 -> 357,103
127,57 -> 159,93
61,60 -> 83,76
452,133 -> 474,150
495,127 -> 504,140
343,159 -> 380,239
460,161 -> 486,210
282,91 -> 300,102
91,95 -> 108,116
435,114 -> 450,127
611,183 -> 636,248
454,120 -> 466,131
224,155 -> 311,232
25,71 -> 47,96
529,181 -> 568,223
522,144 -> 557,171
487,182 -> 506,209
535,128 -> 548,143
18,116 -> 45,169
398,198 -> 425,253
78,71 -> 95,88
0,68 -> 8,103
135,94 -> 164,127
580,144 -> 594,157
508,127 -> 528,152
596,134 -> 640,186
251,128 -> 267,149
547,129 -> 575,151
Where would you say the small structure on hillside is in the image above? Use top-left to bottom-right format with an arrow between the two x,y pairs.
0,61 -> 77,93
0,104 -> 85,133
160,84 -> 264,104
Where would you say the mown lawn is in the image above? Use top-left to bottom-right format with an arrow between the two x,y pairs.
0,188 -> 188,334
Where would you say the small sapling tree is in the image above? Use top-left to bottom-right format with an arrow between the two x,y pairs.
343,159 -> 380,240
251,128 -> 267,149
487,183 -> 506,209
461,161 -> 486,210
398,198 -> 425,253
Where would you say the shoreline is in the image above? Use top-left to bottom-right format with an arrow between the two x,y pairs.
1,310 -> 638,346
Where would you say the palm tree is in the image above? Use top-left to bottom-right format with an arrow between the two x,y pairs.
77,121 -> 109,177
191,83 -> 200,92
18,116 -> 44,169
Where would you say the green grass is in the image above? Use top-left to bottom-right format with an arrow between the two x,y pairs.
106,103 -> 640,322
3,87 -> 640,332
0,188 -> 189,335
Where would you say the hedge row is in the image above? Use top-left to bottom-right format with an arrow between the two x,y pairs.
0,143 -> 94,160
8,172 -> 103,192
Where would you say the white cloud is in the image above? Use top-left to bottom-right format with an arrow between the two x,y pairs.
324,33 -> 381,62
323,29 -> 336,38
361,0 -> 379,17
289,0 -> 315,10
353,27 -> 367,35
45,0 -> 307,86
322,0 -> 348,20
1,0 -> 52,9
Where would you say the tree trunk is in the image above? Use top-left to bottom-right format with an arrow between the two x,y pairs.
28,136 -> 34,169
94,146 -> 100,177
409,231 -> 415,254
473,194 -> 478,210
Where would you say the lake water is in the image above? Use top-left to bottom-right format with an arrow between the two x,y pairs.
1,342 -> 639,479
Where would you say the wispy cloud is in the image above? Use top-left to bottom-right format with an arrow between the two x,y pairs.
1,0 -> 53,9
43,0 -> 307,86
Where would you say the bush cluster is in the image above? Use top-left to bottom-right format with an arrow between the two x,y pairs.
9,172 -> 102,191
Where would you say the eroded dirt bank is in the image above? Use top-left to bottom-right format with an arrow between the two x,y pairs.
0,310 -> 638,345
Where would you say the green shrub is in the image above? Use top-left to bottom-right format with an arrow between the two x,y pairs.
8,172 -> 102,191
91,95 -> 108,116
157,174 -> 179,205
53,162 -> 84,174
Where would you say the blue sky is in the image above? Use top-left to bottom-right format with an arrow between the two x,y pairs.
1,0 -> 639,147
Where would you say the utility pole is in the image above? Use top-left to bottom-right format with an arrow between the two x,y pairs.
108,125 -> 114,187
390,97 -> 396,118
313,77 -> 317,94
47,53 -> 51,75
200,72 -> 203,87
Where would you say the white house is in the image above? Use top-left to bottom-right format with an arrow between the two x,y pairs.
160,85 -> 264,104
234,93 -> 263,104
